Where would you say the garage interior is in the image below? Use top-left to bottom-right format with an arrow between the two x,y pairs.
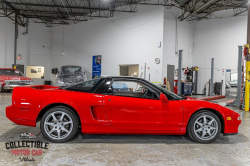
1,0 -> 250,165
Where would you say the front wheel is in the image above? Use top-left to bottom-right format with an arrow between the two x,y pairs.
40,106 -> 79,143
187,111 -> 221,143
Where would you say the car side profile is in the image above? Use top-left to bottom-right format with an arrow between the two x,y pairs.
6,76 -> 241,143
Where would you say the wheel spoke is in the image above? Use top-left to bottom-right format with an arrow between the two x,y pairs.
62,127 -> 69,133
49,128 -> 56,134
195,128 -> 203,133
51,113 -> 57,121
196,122 -> 203,127
203,116 -> 207,124
208,119 -> 215,126
59,113 -> 65,121
210,127 -> 217,130
63,120 -> 72,126
201,131 -> 206,138
57,130 -> 61,138
45,122 -> 55,127
207,130 -> 212,137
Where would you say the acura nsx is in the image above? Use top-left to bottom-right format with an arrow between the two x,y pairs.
6,76 -> 241,143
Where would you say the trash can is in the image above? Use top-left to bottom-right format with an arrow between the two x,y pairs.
44,81 -> 52,85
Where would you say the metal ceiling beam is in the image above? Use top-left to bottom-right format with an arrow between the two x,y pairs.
2,0 -> 19,11
64,0 -> 78,22
8,2 -> 111,11
51,0 -> 69,24
234,9 -> 247,16
0,0 -> 26,27
0,9 -> 89,15
18,0 -> 49,25
180,0 -> 220,21
178,0 -> 201,20
196,1 -> 230,21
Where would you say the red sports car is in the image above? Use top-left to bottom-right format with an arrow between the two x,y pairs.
6,76 -> 241,143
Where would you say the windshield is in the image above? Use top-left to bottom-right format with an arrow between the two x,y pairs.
65,78 -> 101,90
60,66 -> 83,76
143,80 -> 184,100
0,69 -> 24,76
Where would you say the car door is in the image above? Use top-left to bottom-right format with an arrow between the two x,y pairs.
103,79 -> 183,131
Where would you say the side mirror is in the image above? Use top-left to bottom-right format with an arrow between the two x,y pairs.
160,93 -> 169,104
105,87 -> 113,94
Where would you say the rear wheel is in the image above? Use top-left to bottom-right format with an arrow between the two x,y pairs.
40,106 -> 79,143
187,111 -> 221,143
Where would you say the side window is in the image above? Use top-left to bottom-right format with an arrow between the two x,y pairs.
111,80 -> 158,99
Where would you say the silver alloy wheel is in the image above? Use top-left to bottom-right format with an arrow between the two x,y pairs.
193,115 -> 218,141
44,111 -> 73,140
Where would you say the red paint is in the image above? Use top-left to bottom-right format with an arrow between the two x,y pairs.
6,85 -> 241,135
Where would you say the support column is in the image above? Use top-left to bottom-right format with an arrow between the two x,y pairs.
236,46 -> 243,108
178,50 -> 183,95
245,3 -> 250,111
13,12 -> 18,69
210,58 -> 214,96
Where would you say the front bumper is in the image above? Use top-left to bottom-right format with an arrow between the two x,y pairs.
3,80 -> 33,90
223,112 -> 241,135
4,85 -> 21,90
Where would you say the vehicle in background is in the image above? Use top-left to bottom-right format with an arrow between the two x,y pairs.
226,83 -> 231,89
55,65 -> 87,87
229,80 -> 237,87
0,68 -> 33,92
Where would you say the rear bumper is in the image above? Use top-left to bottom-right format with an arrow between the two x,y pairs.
6,105 -> 36,127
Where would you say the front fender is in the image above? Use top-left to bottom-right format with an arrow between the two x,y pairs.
180,99 -> 240,131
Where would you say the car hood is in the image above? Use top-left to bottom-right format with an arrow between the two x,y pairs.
179,98 -> 240,118
0,75 -> 32,81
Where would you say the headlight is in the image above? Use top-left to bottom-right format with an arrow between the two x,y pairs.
59,77 -> 64,82
76,76 -> 84,82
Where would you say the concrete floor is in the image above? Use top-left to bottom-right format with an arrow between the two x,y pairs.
1,93 -> 250,166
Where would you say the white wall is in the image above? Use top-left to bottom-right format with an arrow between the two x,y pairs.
0,18 -> 51,85
192,14 -> 247,94
50,5 -> 164,85
163,8 -> 194,81
1,6 -> 247,93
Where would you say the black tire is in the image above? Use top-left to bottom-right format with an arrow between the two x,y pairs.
187,110 -> 221,144
40,106 -> 79,143
0,86 -> 4,93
